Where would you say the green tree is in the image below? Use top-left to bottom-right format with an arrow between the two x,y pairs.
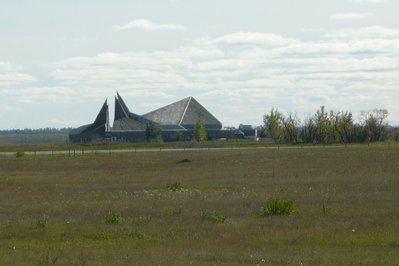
301,116 -> 317,143
192,115 -> 207,142
281,113 -> 300,144
335,111 -> 354,143
361,109 -> 389,142
314,106 -> 329,144
263,108 -> 284,143
145,123 -> 162,142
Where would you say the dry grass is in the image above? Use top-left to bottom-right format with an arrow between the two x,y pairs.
0,146 -> 399,265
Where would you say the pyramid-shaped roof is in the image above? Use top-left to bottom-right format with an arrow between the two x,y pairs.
143,97 -> 222,130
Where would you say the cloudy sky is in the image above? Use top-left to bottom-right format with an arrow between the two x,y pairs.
1,0 -> 398,129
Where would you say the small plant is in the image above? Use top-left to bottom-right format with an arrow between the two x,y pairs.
129,231 -> 144,240
263,198 -> 295,216
104,211 -> 122,224
36,215 -> 48,229
167,182 -> 183,192
322,196 -> 333,216
15,151 -> 25,158
201,211 -> 227,223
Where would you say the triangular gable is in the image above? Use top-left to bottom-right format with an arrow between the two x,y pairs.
180,97 -> 222,130
143,97 -> 191,126
143,96 -> 222,130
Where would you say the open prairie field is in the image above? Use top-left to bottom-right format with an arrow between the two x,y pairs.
0,146 -> 398,265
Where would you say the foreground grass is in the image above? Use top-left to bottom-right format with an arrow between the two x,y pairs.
0,146 -> 399,265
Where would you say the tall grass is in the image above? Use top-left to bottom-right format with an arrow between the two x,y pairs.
263,198 -> 295,216
0,147 -> 398,264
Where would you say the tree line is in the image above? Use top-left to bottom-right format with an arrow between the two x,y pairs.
0,128 -> 73,135
263,107 -> 398,144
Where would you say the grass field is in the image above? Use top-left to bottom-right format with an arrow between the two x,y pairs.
0,146 -> 398,265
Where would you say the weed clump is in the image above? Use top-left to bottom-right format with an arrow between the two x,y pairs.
36,215 -> 48,229
201,211 -> 227,223
167,182 -> 183,192
104,211 -> 122,224
263,198 -> 295,216
129,231 -> 144,240
321,196 -> 334,216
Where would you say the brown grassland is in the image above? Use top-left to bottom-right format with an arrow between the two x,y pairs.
0,145 -> 399,265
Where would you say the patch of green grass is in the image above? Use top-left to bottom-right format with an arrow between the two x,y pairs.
263,198 -> 296,216
128,231 -> 144,240
201,211 -> 228,223
104,211 -> 122,224
167,182 -> 183,192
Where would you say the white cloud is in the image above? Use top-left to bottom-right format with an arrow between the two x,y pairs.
0,104 -> 21,112
326,26 -> 399,39
60,36 -> 99,42
112,19 -> 187,31
0,73 -> 37,85
0,62 -> 37,87
211,32 -> 297,47
349,0 -> 388,3
329,12 -> 375,21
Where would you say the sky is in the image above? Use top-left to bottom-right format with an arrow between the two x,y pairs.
1,0 -> 399,129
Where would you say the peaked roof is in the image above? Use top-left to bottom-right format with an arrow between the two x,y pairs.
143,97 -> 222,129
70,99 -> 109,136
112,92 -> 157,131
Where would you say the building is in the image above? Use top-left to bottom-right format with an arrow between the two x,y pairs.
69,93 -> 244,143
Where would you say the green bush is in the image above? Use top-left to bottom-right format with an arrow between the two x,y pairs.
104,211 -> 122,224
167,182 -> 183,192
15,151 -> 25,158
263,198 -> 295,216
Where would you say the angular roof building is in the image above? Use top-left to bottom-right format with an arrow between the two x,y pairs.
69,93 -> 228,143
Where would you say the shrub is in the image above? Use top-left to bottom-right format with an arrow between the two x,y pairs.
15,151 -> 25,158
167,182 -> 183,192
263,198 -> 295,216
104,211 -> 122,224
201,211 -> 227,223
36,215 -> 48,229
